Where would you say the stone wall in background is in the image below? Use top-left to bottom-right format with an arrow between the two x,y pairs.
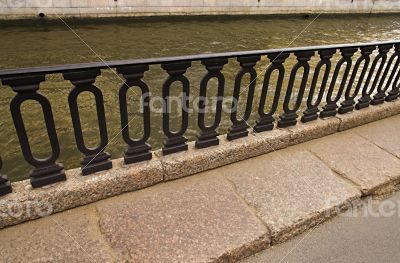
0,0 -> 400,19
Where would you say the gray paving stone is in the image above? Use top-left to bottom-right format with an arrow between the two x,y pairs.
0,206 -> 116,262
354,114 -> 400,158
156,129 -> 290,181
287,117 -> 340,146
305,131 -> 400,195
0,158 -> 163,229
217,147 -> 360,244
95,174 -> 270,263
336,100 -> 400,131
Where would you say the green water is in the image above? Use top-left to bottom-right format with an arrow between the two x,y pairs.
0,14 -> 400,181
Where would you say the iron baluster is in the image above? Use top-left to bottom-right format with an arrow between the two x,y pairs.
278,50 -> 314,128
64,70 -> 112,175
117,65 -> 152,164
356,46 -> 381,109
161,61 -> 191,155
386,44 -> 400,101
227,55 -> 260,140
339,46 -> 374,114
254,53 -> 289,131
320,47 -> 357,118
302,49 -> 335,122
371,44 -> 394,105
0,157 -> 12,196
196,58 -> 228,148
2,75 -> 66,187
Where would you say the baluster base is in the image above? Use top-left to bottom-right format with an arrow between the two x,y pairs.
162,136 -> 188,155
386,90 -> 399,102
278,112 -> 298,128
124,143 -> 152,165
253,116 -> 274,132
196,130 -> 219,149
301,108 -> 319,123
320,104 -> 338,118
81,152 -> 112,176
0,176 -> 12,196
227,123 -> 249,141
371,92 -> 386,105
355,96 -> 371,110
338,100 -> 355,114
31,163 -> 66,188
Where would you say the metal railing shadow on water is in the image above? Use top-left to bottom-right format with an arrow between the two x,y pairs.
0,40 -> 399,195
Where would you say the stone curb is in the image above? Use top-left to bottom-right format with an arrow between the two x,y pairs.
1,100 -> 400,229
0,158 -> 163,228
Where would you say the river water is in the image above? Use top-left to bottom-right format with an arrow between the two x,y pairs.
1,14 -> 400,181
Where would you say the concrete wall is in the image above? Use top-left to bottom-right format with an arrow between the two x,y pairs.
1,0 -> 400,19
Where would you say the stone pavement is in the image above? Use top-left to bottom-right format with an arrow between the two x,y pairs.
2,115 -> 400,262
241,190 -> 400,263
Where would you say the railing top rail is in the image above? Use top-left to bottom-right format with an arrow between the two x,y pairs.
1,40 -> 400,78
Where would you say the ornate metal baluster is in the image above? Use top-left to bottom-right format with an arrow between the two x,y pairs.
161,61 -> 191,155
339,46 -> 374,114
356,46 -> 380,109
2,75 -> 66,187
386,44 -> 400,101
371,44 -> 394,105
371,45 -> 398,105
278,50 -> 314,128
196,58 -> 228,148
227,55 -> 260,140
302,49 -> 335,122
320,47 -> 357,118
254,53 -> 289,131
0,157 -> 12,196
117,65 -> 152,164
64,70 -> 112,175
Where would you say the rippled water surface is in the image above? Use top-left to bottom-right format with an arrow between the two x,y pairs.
0,14 -> 400,181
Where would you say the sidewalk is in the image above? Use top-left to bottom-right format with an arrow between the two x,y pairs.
242,190 -> 400,263
2,115 -> 400,262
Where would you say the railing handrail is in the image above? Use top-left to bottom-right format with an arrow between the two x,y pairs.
1,40 -> 400,78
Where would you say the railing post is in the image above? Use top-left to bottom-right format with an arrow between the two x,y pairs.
339,46 -> 374,114
117,65 -> 152,164
0,157 -> 12,196
196,58 -> 228,148
278,50 -> 314,128
227,55 -> 260,140
386,43 -> 400,102
356,46 -> 380,109
371,44 -> 394,105
368,44 -> 395,105
320,47 -> 357,118
302,49 -> 335,122
2,75 -> 66,187
161,61 -> 191,155
64,70 -> 112,175
254,53 -> 289,131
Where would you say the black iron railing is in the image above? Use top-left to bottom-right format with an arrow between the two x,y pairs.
0,40 -> 400,195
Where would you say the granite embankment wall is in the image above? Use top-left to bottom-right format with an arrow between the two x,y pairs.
1,0 -> 400,19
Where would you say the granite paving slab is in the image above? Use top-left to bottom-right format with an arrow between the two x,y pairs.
95,174 -> 270,263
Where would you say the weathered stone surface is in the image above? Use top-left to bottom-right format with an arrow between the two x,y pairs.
0,206 -> 116,262
354,114 -> 400,158
337,100 -> 400,131
0,157 -> 163,228
288,117 -> 340,145
217,147 -> 360,244
95,174 -> 270,263
305,131 -> 400,195
156,129 -> 290,181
